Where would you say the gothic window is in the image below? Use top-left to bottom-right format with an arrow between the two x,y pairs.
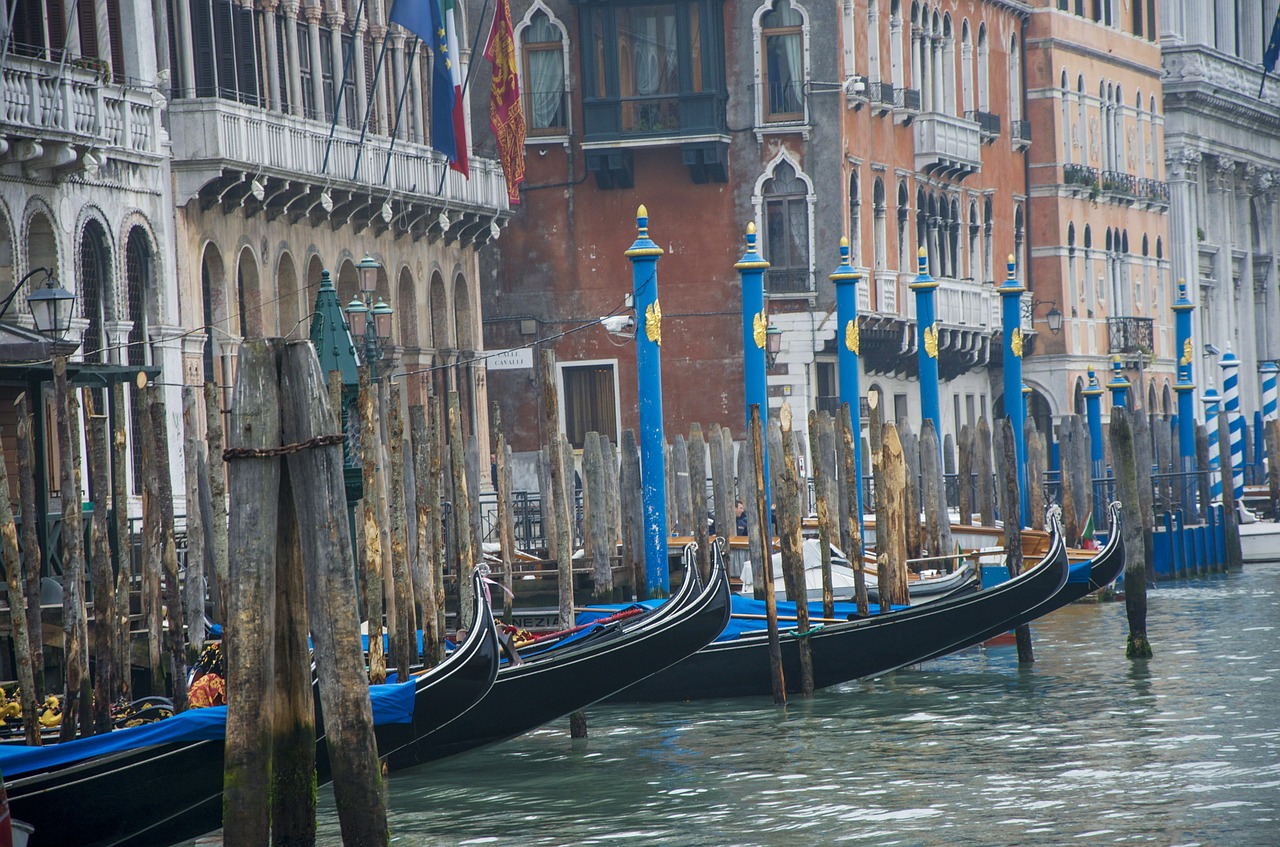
521,9 -> 567,134
1008,34 -> 1021,124
1068,223 -> 1078,307
889,0 -> 904,91
761,0 -> 805,121
762,160 -> 812,294
873,177 -> 887,273
850,170 -> 862,265
976,23 -> 988,112
866,0 -> 879,83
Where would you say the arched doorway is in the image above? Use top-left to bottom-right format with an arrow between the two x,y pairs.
429,271 -> 450,401
125,226 -> 155,496
236,246 -> 263,338
276,252 -> 301,336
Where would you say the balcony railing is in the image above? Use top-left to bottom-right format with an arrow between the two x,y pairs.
876,271 -> 898,314
1011,119 -> 1032,144
895,87 -> 922,112
1,52 -> 161,159
1138,177 -> 1170,204
914,112 -> 982,176
168,98 -> 510,213
1107,316 -> 1154,355
766,267 -> 813,295
1063,163 -> 1099,188
1101,170 -> 1137,198
869,81 -> 896,107
967,110 -> 1000,138
582,91 -> 725,143
903,276 -> 998,329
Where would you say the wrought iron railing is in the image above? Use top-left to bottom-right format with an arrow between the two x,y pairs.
869,81 -> 896,106
766,267 -> 813,295
1101,170 -> 1137,197
895,87 -> 922,111
1107,315 -> 1154,355
1011,119 -> 1032,143
1063,163 -> 1099,187
1138,177 -> 1170,204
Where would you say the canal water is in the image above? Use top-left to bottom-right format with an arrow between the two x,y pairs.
315,564 -> 1280,847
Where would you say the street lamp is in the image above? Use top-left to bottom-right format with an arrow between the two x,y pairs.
765,323 -> 782,369
343,254 -> 394,381
26,276 -> 77,341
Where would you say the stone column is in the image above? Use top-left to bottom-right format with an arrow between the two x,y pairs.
1214,0 -> 1236,54
354,20 -> 369,132
327,8 -> 347,126
283,1 -> 303,115
408,41 -> 423,142
371,24 -> 389,136
261,0 -> 282,111
174,0 -> 197,95
390,33 -> 406,137
305,5 -> 325,119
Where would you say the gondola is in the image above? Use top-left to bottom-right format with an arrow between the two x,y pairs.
608,517 -> 1070,702
909,502 -> 1125,666
0,571 -> 501,847
385,544 -> 733,769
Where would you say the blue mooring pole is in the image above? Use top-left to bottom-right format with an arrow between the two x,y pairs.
625,204 -> 669,597
1108,355 -> 1131,410
1173,279 -> 1197,517
911,247 -> 941,433
829,236 -> 866,545
1084,366 -> 1104,481
998,254 -> 1028,528
735,221 -> 772,525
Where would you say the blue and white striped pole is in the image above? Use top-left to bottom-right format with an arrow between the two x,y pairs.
1220,349 -> 1245,504
735,221 -> 772,527
1261,361 -> 1278,422
626,204 -> 669,597
1203,383 -> 1222,503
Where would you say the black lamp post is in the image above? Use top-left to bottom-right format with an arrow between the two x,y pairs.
345,253 -> 394,381
0,267 -> 75,337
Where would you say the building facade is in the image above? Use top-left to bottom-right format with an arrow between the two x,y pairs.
1160,1 -> 1280,418
1022,0 -> 1174,426
474,0 -> 1035,479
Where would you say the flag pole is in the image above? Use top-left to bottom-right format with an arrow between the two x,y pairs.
382,41 -> 421,186
352,32 -> 392,182
321,0 -> 369,176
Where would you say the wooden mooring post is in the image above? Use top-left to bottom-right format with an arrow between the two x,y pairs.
54,357 -> 89,740
999,418 -> 1033,665
181,387 -> 207,662
109,384 -> 130,700
204,380 -> 230,621
387,382 -> 417,675
494,415 -> 515,623
808,410 -> 835,620
877,423 -> 911,608
359,369 -> 386,683
0,418 -> 40,744
776,404 -> 813,696
87,413 -> 115,733
15,394 -> 44,703
148,388 -> 188,711
410,404 -> 443,663
750,405 -> 785,705
1110,408 -> 1153,659
688,424 -> 711,583
840,404 -> 870,617
1267,419 -> 1280,516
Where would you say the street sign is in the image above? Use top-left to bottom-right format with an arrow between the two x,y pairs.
486,348 -> 534,371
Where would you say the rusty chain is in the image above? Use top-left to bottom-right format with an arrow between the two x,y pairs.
223,433 -> 344,461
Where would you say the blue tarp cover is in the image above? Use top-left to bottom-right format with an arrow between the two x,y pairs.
0,678 -> 416,779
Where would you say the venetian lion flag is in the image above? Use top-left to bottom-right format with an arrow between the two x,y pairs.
484,0 -> 526,204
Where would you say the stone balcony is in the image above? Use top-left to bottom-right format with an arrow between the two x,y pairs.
169,98 -> 510,244
0,53 -> 161,176
913,111 -> 982,177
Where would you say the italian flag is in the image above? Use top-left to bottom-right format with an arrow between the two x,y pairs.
440,0 -> 469,177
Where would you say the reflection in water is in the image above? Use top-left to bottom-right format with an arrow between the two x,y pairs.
311,566 -> 1280,846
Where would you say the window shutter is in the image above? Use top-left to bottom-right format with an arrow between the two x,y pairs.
105,0 -> 125,79
213,0 -> 237,98
77,0 -> 99,58
191,0 -> 217,96
235,5 -> 260,104
46,0 -> 66,55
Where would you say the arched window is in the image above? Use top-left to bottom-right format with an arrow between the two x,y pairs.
1067,223 -> 1078,307
1008,34 -> 1021,124
915,186 -> 929,265
941,14 -> 955,114
968,200 -> 980,281
1149,95 -> 1158,173
78,220 -> 111,365
873,177 -> 887,274
1083,224 -> 1095,314
521,9 -> 567,135
961,20 -> 974,116
976,23 -> 988,112
1073,377 -> 1085,416
1061,69 -> 1071,163
762,0 -> 806,122
1014,203 -> 1025,277
850,169 -> 862,265
125,226 -> 154,492
982,196 -> 993,283
889,0 -> 904,90
866,0 -> 880,83
762,159 -> 812,293
897,181 -> 911,274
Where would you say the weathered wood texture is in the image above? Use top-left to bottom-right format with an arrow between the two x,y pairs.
359,370 -> 386,683
808,410 -> 835,619
278,341 -> 388,846
54,358 -> 87,740
223,339 -> 282,846
1110,409 -> 1152,659
840,404 -> 870,617
999,418 -> 1033,665
0,413 -> 40,743
182,387 -> 207,660
149,389 -> 188,710
688,424 -> 711,582
672,434 -> 692,536
87,415 -> 115,733
750,407 -> 785,705
387,383 -> 416,675
204,381 -> 230,619
14,394 -> 43,702
409,405 -> 442,663
494,417 -> 515,622
620,429 -> 644,599
957,423 -> 973,526
709,423 -> 732,540
975,417 -> 995,527
920,419 -> 952,559
1268,420 -> 1280,516
584,431 -> 613,600
776,406 -> 813,696
109,384 -> 130,699
877,423 -> 911,608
